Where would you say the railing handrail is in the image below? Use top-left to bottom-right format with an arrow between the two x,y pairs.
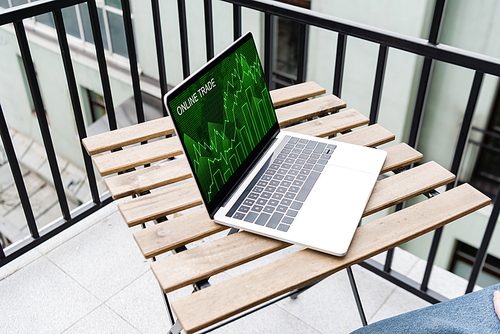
0,0 -> 85,26
3,0 -> 500,76
224,0 -> 500,76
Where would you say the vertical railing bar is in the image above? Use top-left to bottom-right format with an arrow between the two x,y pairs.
383,200 -> 404,272
384,247 -> 395,272
402,0 -> 447,287
52,9 -> 100,204
428,0 -> 448,45
369,44 -> 388,125
408,57 -> 434,149
233,3 -> 241,40
177,0 -> 190,79
407,0 -> 447,148
296,23 -> 309,84
420,226 -> 442,291
151,0 -> 168,116
0,241 -> 5,259
121,0 -> 144,123
421,71 -> 484,292
203,0 -> 214,61
264,13 -> 274,88
466,187 -> 500,293
0,103 -> 39,239
14,20 -> 71,221
447,71 -> 484,190
333,33 -> 347,97
87,0 -> 117,130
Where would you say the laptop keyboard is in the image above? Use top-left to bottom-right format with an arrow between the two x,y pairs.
227,136 -> 336,232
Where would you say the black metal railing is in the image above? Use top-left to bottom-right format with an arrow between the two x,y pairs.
0,0 -> 499,307
0,0 -> 117,267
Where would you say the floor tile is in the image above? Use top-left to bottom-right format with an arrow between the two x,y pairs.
36,202 -> 119,255
46,209 -> 150,302
0,257 -> 100,334
211,303 -> 322,334
276,270 -> 364,334
351,264 -> 400,320
371,246 -> 420,276
0,246 -> 41,281
405,259 -> 480,299
63,305 -> 140,334
106,271 -> 172,334
367,285 -> 431,325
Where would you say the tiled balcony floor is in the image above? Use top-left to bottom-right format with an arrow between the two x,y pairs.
0,202 -> 474,333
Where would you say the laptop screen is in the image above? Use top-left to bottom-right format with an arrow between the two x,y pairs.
166,33 -> 279,217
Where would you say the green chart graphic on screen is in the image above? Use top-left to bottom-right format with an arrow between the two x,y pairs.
171,40 -> 276,203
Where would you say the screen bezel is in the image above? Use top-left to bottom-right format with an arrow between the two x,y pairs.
164,32 -> 280,218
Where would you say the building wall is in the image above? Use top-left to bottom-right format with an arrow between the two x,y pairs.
0,0 -> 499,277
308,0 -> 433,144
0,24 -> 133,170
131,0 -> 264,88
400,0 -> 500,269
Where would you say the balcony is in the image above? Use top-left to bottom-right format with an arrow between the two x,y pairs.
1,0 -> 500,332
0,203 -> 480,333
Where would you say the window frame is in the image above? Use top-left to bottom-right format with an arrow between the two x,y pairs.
0,0 -> 129,62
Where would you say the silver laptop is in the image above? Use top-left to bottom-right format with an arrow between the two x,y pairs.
164,32 -> 386,256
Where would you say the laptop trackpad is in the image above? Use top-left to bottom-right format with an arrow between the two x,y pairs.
291,165 -> 377,255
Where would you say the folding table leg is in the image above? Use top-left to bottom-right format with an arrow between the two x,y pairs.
167,320 -> 183,334
347,267 -> 368,326
289,278 -> 325,300
161,291 -> 176,325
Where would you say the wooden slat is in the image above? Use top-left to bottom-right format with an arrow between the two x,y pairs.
270,81 -> 325,107
83,83 -> 325,156
92,95 -> 342,178
134,142 -> 423,259
93,137 -> 182,176
363,161 -> 454,217
102,122 -> 395,199
118,180 -> 202,227
104,158 -> 191,199
152,160 -> 454,293
138,144 -> 419,200
334,124 -> 395,147
286,109 -> 368,137
380,143 -> 423,174
152,231 -> 290,293
133,209 -> 227,259
82,117 -> 174,156
276,95 -> 346,127
171,184 -> 490,334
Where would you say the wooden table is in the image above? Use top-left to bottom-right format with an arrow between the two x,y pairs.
83,82 -> 490,334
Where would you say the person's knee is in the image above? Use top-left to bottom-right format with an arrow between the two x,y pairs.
494,290 -> 500,321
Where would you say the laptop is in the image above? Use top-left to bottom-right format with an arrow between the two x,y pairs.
164,32 -> 386,256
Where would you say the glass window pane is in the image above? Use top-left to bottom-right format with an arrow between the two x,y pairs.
79,4 -> 108,50
11,0 -> 28,6
61,6 -> 80,39
274,17 -> 299,76
107,11 -> 127,57
0,0 -> 11,9
105,0 -> 122,10
35,13 -> 55,28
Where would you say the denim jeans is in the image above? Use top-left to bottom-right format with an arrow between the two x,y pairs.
351,283 -> 500,333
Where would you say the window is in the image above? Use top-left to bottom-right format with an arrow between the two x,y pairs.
17,55 -> 49,122
17,55 -> 35,114
272,0 -> 311,89
469,84 -> 500,198
0,0 -> 128,58
85,88 -> 106,124
449,240 -> 500,288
